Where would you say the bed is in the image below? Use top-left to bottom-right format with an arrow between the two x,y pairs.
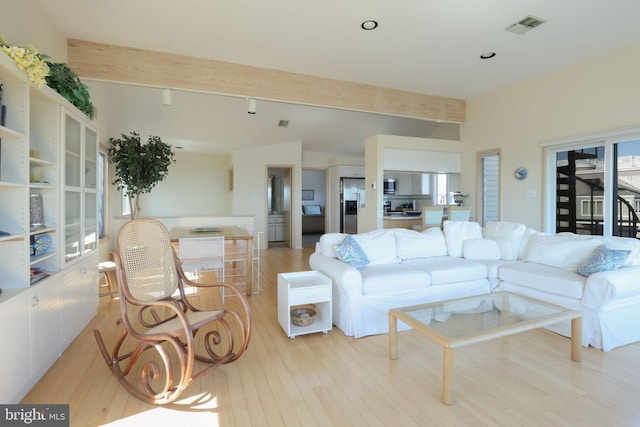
302,205 -> 325,234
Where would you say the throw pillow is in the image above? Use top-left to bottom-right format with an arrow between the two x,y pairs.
395,228 -> 448,259
462,239 -> 501,261
333,235 -> 369,269
576,244 -> 631,277
524,234 -> 601,271
353,229 -> 398,265
442,220 -> 483,257
303,205 -> 321,215
482,221 -> 526,260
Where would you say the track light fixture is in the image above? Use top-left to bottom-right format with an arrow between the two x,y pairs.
247,97 -> 256,114
162,88 -> 172,106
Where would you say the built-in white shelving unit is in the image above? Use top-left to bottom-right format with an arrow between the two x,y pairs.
0,51 -> 99,403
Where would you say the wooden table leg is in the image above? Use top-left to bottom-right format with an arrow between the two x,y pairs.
571,316 -> 582,362
442,347 -> 454,405
389,313 -> 398,360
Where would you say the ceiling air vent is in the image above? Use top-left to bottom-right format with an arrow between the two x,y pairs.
278,120 -> 289,128
505,15 -> 547,35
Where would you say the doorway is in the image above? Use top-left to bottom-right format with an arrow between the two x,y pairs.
267,167 -> 292,248
302,169 -> 327,247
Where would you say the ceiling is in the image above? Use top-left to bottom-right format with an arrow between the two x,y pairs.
34,0 -> 640,155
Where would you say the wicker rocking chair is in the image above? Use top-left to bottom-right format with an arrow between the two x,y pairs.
94,218 -> 251,404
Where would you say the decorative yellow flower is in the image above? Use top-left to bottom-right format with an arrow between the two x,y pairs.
0,40 -> 50,87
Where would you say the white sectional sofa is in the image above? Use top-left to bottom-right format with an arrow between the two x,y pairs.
308,221 -> 640,351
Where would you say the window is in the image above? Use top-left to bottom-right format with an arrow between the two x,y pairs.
122,189 -> 131,217
436,173 -> 451,205
543,127 -> 640,238
580,200 -> 603,217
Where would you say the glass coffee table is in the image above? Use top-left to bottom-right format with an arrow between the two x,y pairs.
389,291 -> 582,405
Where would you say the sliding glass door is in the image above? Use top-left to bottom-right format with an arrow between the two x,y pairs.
544,128 -> 640,238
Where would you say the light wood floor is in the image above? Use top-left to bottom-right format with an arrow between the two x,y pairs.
23,245 -> 640,426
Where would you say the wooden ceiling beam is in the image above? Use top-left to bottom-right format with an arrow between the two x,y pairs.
67,38 -> 465,123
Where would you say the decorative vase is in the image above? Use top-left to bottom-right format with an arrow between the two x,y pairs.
30,194 -> 44,228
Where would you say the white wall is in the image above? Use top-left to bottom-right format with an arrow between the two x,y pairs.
0,0 -> 67,63
462,41 -> 640,230
233,142 -> 303,249
140,150 -> 232,217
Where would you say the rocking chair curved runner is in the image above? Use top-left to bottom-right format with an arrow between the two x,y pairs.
94,218 -> 252,404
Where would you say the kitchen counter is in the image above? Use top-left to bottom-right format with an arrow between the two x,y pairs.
383,214 -> 422,230
383,214 -> 422,219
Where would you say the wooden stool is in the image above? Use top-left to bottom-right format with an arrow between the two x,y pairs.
98,261 -> 117,297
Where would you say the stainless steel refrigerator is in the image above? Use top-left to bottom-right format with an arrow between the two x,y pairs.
340,178 -> 365,234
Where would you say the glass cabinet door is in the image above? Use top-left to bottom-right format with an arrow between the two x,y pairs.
64,191 -> 81,261
85,127 -> 97,190
65,115 -> 81,188
63,108 -> 98,265
84,192 -> 97,253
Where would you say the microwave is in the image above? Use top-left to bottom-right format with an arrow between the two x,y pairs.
383,178 -> 396,194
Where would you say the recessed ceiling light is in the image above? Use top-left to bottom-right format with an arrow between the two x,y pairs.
480,52 -> 496,59
361,20 -> 378,30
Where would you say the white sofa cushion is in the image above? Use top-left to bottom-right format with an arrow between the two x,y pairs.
394,228 -> 448,260
462,239 -> 501,260
353,229 -> 398,265
482,221 -> 526,260
442,220 -> 483,257
524,234 -> 601,271
408,256 -> 488,284
360,264 -> 431,295
500,262 -> 586,299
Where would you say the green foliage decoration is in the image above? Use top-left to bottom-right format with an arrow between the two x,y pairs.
108,132 -> 176,219
44,60 -> 95,119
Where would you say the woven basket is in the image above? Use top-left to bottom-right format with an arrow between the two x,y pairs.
291,307 -> 316,327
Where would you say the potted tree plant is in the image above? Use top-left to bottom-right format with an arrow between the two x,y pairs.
108,131 -> 175,219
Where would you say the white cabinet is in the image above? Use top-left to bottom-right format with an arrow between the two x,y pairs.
0,276 -> 63,404
384,171 -> 431,195
268,215 -> 284,241
277,271 -> 332,338
61,252 -> 98,348
30,276 -> 62,380
0,292 -> 31,403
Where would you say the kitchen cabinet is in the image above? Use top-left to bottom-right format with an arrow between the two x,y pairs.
384,171 -> 431,195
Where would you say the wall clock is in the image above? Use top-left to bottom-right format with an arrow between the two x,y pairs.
514,167 -> 528,181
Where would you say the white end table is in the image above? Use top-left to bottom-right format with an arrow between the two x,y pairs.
278,271 -> 332,338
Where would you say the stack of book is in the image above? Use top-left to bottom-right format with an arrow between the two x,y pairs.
30,267 -> 49,285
